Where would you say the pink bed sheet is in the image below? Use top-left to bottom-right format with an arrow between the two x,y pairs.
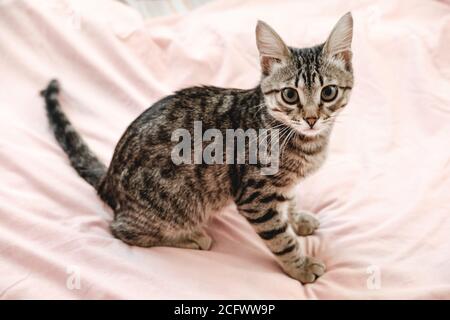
0,0 -> 449,299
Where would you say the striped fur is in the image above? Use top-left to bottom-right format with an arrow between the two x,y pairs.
41,80 -> 107,188
41,13 -> 354,283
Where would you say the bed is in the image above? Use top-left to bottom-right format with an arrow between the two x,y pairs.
0,0 -> 449,299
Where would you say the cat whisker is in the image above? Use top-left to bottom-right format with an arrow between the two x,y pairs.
280,129 -> 295,156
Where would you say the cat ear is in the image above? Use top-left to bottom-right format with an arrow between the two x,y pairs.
323,12 -> 353,67
256,20 -> 291,75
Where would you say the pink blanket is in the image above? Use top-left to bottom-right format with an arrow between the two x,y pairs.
1,0 -> 449,299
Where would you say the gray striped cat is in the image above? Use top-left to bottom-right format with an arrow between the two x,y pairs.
40,13 -> 353,283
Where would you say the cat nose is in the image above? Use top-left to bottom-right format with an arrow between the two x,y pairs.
304,117 -> 318,128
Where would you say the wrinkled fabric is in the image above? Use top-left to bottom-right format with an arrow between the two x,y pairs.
0,0 -> 449,299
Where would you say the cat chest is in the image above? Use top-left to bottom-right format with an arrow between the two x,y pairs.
281,149 -> 327,179
301,151 -> 327,176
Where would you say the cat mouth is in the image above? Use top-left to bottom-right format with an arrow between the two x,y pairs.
294,126 -> 324,137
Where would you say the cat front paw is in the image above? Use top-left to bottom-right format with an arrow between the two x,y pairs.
286,256 -> 326,284
290,211 -> 320,236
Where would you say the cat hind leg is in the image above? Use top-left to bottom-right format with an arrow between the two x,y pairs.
110,214 -> 213,250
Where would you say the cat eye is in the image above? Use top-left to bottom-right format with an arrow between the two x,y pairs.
281,88 -> 299,104
321,85 -> 338,102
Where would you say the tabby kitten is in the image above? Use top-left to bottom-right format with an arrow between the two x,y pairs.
41,13 -> 353,283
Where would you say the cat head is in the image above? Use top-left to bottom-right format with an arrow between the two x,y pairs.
256,13 -> 354,137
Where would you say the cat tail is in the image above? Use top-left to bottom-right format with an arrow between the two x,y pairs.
40,79 -> 107,190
